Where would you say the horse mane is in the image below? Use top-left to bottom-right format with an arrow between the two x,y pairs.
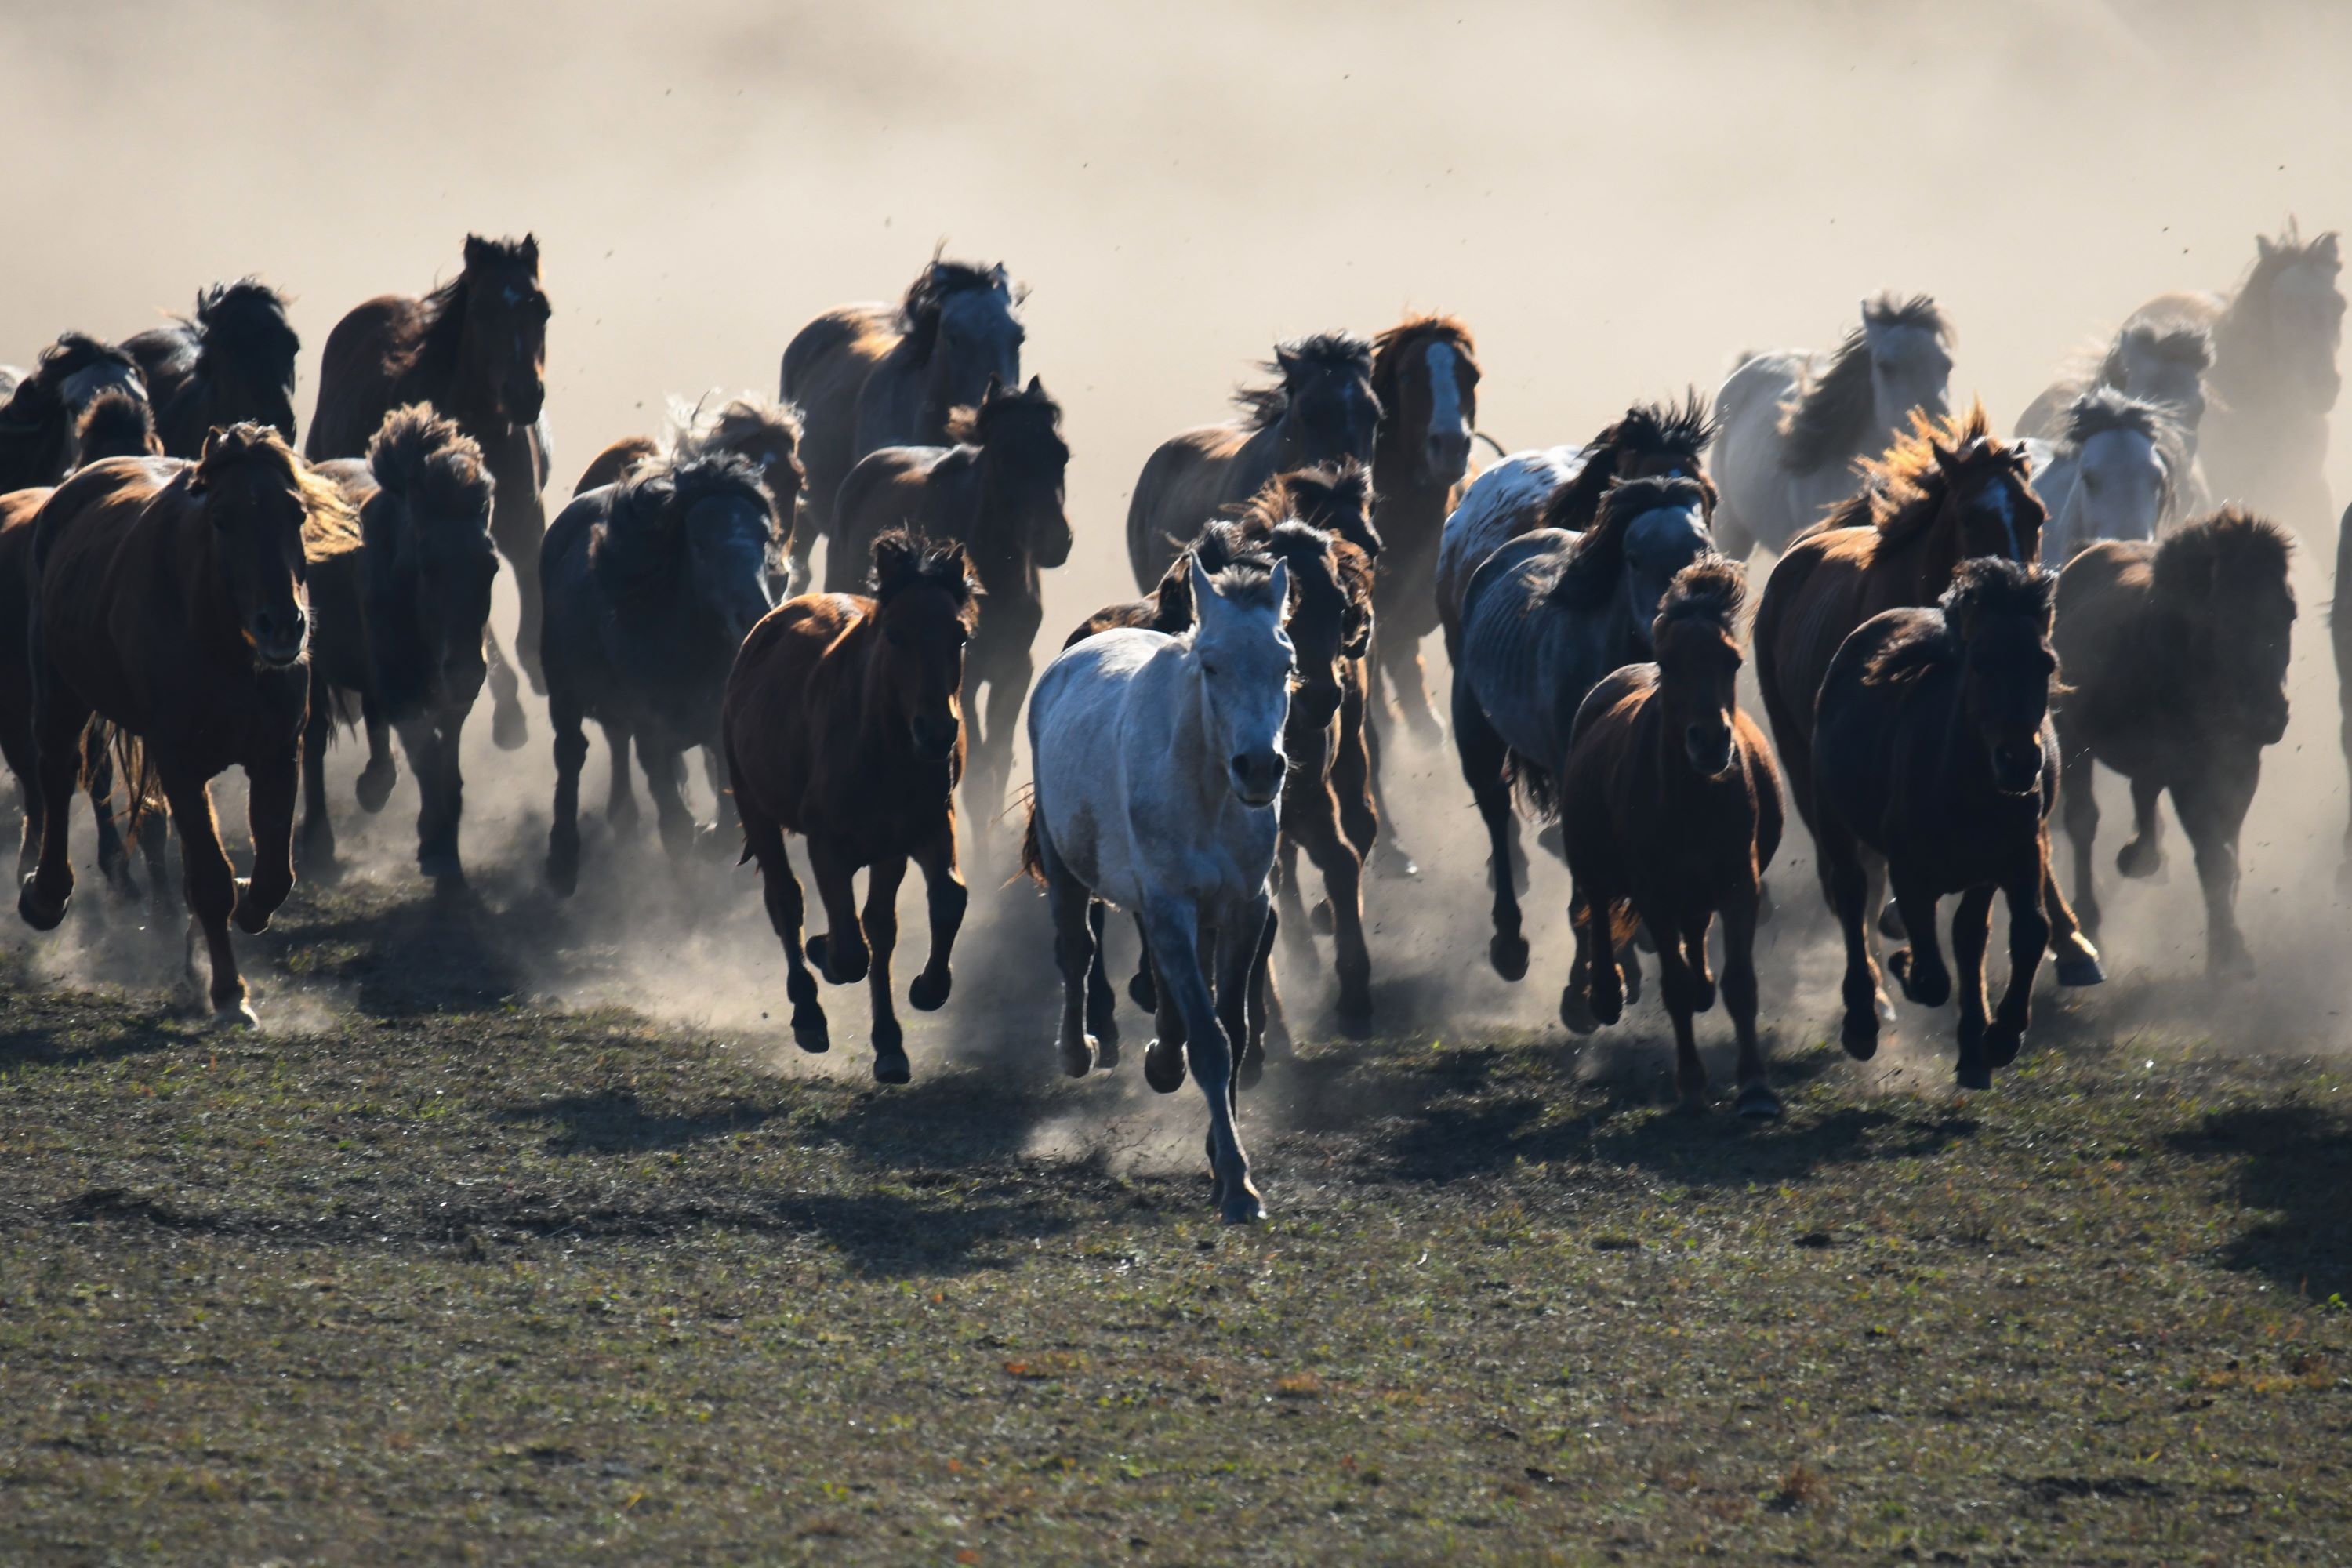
1538,390 -> 1716,534
2151,504 -> 2294,601
366,404 -> 495,550
1655,554 -> 1747,639
895,249 -> 1018,355
1778,293 -> 1951,473
31,332 -> 143,401
1368,313 -> 1475,409
196,422 -> 354,538
72,387 -> 158,463
1232,332 -> 1374,429
944,378 -> 1065,458
1820,401 -> 2025,547
590,450 -> 774,589
870,528 -> 982,623
2097,322 -> 2212,390
1546,474 -> 1712,612
1863,555 -> 2053,686
1201,558 -> 1284,615
2233,218 -> 2341,303
670,392 -> 802,463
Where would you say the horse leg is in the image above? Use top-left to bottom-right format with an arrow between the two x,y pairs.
1143,895 -> 1258,1223
1142,931 -> 1189,1097
20,689 -> 89,930
354,697 -> 397,813
1363,689 -> 1421,881
483,626 -> 529,750
641,743 -> 697,865
492,485 -> 547,694
1453,683 -> 1528,980
2172,766 -> 2256,980
296,681 -> 337,877
1042,831 -> 1099,1077
601,721 -> 640,838
238,742 -> 299,933
2,717 -> 40,884
397,716 -> 461,887
2058,737 -> 2102,942
1332,675 -> 1379,863
1820,820 -> 1886,1059
803,837 -> 870,985
1247,899 -> 1286,1076
2038,829 -> 2105,987
858,851 -> 913,1084
906,817 -> 967,1014
1652,910 -> 1709,1114
1719,891 -> 1777,1120
2117,774 -> 2165,878
1984,851 -> 2052,1073
1885,866 -> 1950,1008
1950,885 -> 1997,1091
1560,888 -> 1602,1035
1127,913 -> 1156,1013
546,694 -> 588,896
160,769 -> 252,1028
1379,627 -> 1441,746
1294,791 -> 1371,1036
745,805 -> 827,1052
974,651 -> 1031,837
1082,901 -> 1120,1062
1273,836 -> 1316,967
80,724 -> 136,900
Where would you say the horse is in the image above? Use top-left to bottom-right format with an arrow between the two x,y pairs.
2053,508 -> 2295,978
1452,474 -> 1716,981
833,376 -> 1069,835
2026,387 -> 2188,564
539,451 -> 775,895
0,334 -> 152,492
306,234 -> 548,729
1711,294 -> 1954,561
1811,557 -> 2065,1088
724,531 -> 978,1085
1361,314 -> 1478,744
2122,221 -> 2342,533
1749,402 -> 2103,985
2015,320 -> 2211,450
780,253 -> 1023,586
122,279 -> 300,456
1024,554 -> 1294,1224
1557,557 -> 1784,1116
19,426 -> 347,1027
302,406 -> 501,887
1125,332 -> 1377,591
574,393 -> 805,563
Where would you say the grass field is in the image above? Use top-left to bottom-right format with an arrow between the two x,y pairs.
2,867 -> 2349,1566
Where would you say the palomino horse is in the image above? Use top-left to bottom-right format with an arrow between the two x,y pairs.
1362,314 -> 1478,744
2026,387 -> 2187,564
1557,557 -> 1784,1116
20,426 -> 347,1026
122,279 -> 301,455
303,406 -> 502,887
539,452 -> 775,895
1812,558 -> 2065,1088
1711,294 -> 1953,561
1025,556 -> 1294,1224
573,394 -> 806,588
1125,332 -> 1377,591
306,234 -> 546,737
2122,222 -> 2342,534
780,254 -> 1023,586
724,531 -> 978,1085
1453,475 -> 1715,981
0,334 -> 153,492
2054,508 -> 2296,978
833,376 -> 1071,837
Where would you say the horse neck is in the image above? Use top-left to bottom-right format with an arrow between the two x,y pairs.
1879,512 -> 1964,607
967,450 -> 1033,579
843,615 -> 936,783
405,300 -> 498,433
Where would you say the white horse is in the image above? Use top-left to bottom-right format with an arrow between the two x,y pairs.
1025,556 -> 1294,1224
2025,387 -> 2187,564
1434,445 -> 1584,655
1710,295 -> 1952,560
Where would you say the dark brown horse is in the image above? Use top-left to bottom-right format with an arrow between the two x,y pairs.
20,427 -> 345,1026
574,394 -> 804,541
1751,402 -> 2103,986
307,234 -> 548,724
1810,558 -> 2064,1087
2054,509 -> 2296,977
1559,557 -> 1784,1116
122,279 -> 300,456
833,376 -> 1069,832
0,335 -> 151,492
723,531 -> 978,1084
303,407 -> 503,887
780,255 -> 1023,586
1126,332 -> 1378,591
1363,314 -> 1478,742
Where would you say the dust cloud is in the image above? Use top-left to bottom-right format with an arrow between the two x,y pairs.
2,1 -> 2347,1083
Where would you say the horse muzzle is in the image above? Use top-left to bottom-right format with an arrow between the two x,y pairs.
1425,428 -> 1472,487
910,713 -> 960,761
1229,749 -> 1287,808
1684,727 -> 1737,781
1989,742 -> 2042,797
246,608 -> 307,669
502,381 -> 546,427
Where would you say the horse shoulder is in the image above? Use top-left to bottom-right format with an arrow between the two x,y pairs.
782,304 -> 895,396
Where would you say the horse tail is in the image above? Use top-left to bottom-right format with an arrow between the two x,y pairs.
1501,746 -> 1559,822
1013,782 -> 1047,887
91,721 -> 161,839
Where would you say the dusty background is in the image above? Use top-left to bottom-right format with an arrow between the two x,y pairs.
2,0 -> 2347,1065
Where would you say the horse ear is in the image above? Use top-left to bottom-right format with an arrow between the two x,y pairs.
872,531 -> 916,595
521,233 -> 540,269
1267,559 -> 1290,621
2316,232 -> 2341,267
1932,441 -> 1964,479
982,373 -> 1004,404
1025,374 -> 1045,400
2256,234 -> 2277,263
1275,347 -> 1301,380
463,234 -> 490,269
1187,554 -> 1217,618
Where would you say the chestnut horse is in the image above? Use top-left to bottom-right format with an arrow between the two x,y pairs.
1125,332 -> 1377,591
780,254 -> 1023,586
1558,557 -> 1784,1116
724,531 -> 978,1085
307,234 -> 546,728
20,426 -> 346,1026
833,376 -> 1069,833
1750,402 -> 2103,986
122,279 -> 301,455
1363,314 -> 1478,743
1811,558 -> 2064,1088
2054,508 -> 2296,978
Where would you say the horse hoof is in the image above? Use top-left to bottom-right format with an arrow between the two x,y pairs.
1559,986 -> 1599,1036
1236,1051 -> 1264,1093
908,971 -> 952,1011
1875,989 -> 1897,1023
1310,899 -> 1337,936
1735,1083 -> 1783,1120
1334,999 -> 1373,1040
1094,1033 -> 1121,1070
1955,1059 -> 1993,1092
1058,1034 -> 1096,1078
419,848 -> 464,886
2053,953 -> 2107,988
2116,840 -> 2163,880
1219,1179 -> 1266,1225
492,701 -> 529,753
211,1000 -> 259,1032
1489,932 -> 1530,982
1127,971 -> 1158,1012
17,875 -> 67,931
1985,1024 -> 2024,1069
871,1049 -> 912,1086
808,933 -> 868,985
546,844 -> 579,898
1143,1037 -> 1186,1094
231,883 -> 274,935
355,768 -> 396,815
790,1015 -> 829,1054
1841,1014 -> 1879,1060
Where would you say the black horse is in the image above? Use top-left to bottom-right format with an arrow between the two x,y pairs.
122,279 -> 300,456
0,335 -> 151,492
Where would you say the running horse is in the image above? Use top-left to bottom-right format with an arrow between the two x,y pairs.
122,278 -> 301,455
1362,314 -> 1478,744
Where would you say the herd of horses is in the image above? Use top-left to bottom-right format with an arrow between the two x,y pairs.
0,222 -> 2342,1221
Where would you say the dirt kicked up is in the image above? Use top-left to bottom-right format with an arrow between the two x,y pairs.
1,869 -> 2347,1566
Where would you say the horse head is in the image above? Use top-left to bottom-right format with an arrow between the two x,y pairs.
1942,557 -> 2059,797
906,256 -> 1024,425
869,529 -> 980,762
2059,389 -> 2177,552
189,423 -> 338,669
1189,554 -> 1294,807
367,405 -> 499,709
1598,475 -> 1715,651
2151,506 -> 2296,747
1277,459 -> 1380,561
1372,316 -> 1478,488
1861,293 -> 1953,441
66,387 -> 162,468
1650,555 -> 1747,780
2248,226 -> 2343,412
2106,325 -> 2210,445
457,234 -> 550,429
953,374 -> 1070,569
194,279 -> 301,442
1249,332 -> 1377,475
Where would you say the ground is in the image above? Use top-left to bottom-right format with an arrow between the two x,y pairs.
1,869 -> 2348,1566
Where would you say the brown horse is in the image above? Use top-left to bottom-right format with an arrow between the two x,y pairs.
780,255 -> 1023,586
1125,332 -> 1377,591
307,234 -> 547,725
833,376 -> 1069,833
20,426 -> 346,1026
1751,401 -> 2103,986
1559,557 -> 1784,1116
575,394 -> 804,543
723,531 -> 978,1084
1363,314 -> 1479,742
2054,508 -> 2296,978
0,335 -> 151,492
1810,558 -> 2064,1088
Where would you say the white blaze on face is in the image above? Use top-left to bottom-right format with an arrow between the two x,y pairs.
1982,481 -> 2022,560
1424,339 -> 1465,438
